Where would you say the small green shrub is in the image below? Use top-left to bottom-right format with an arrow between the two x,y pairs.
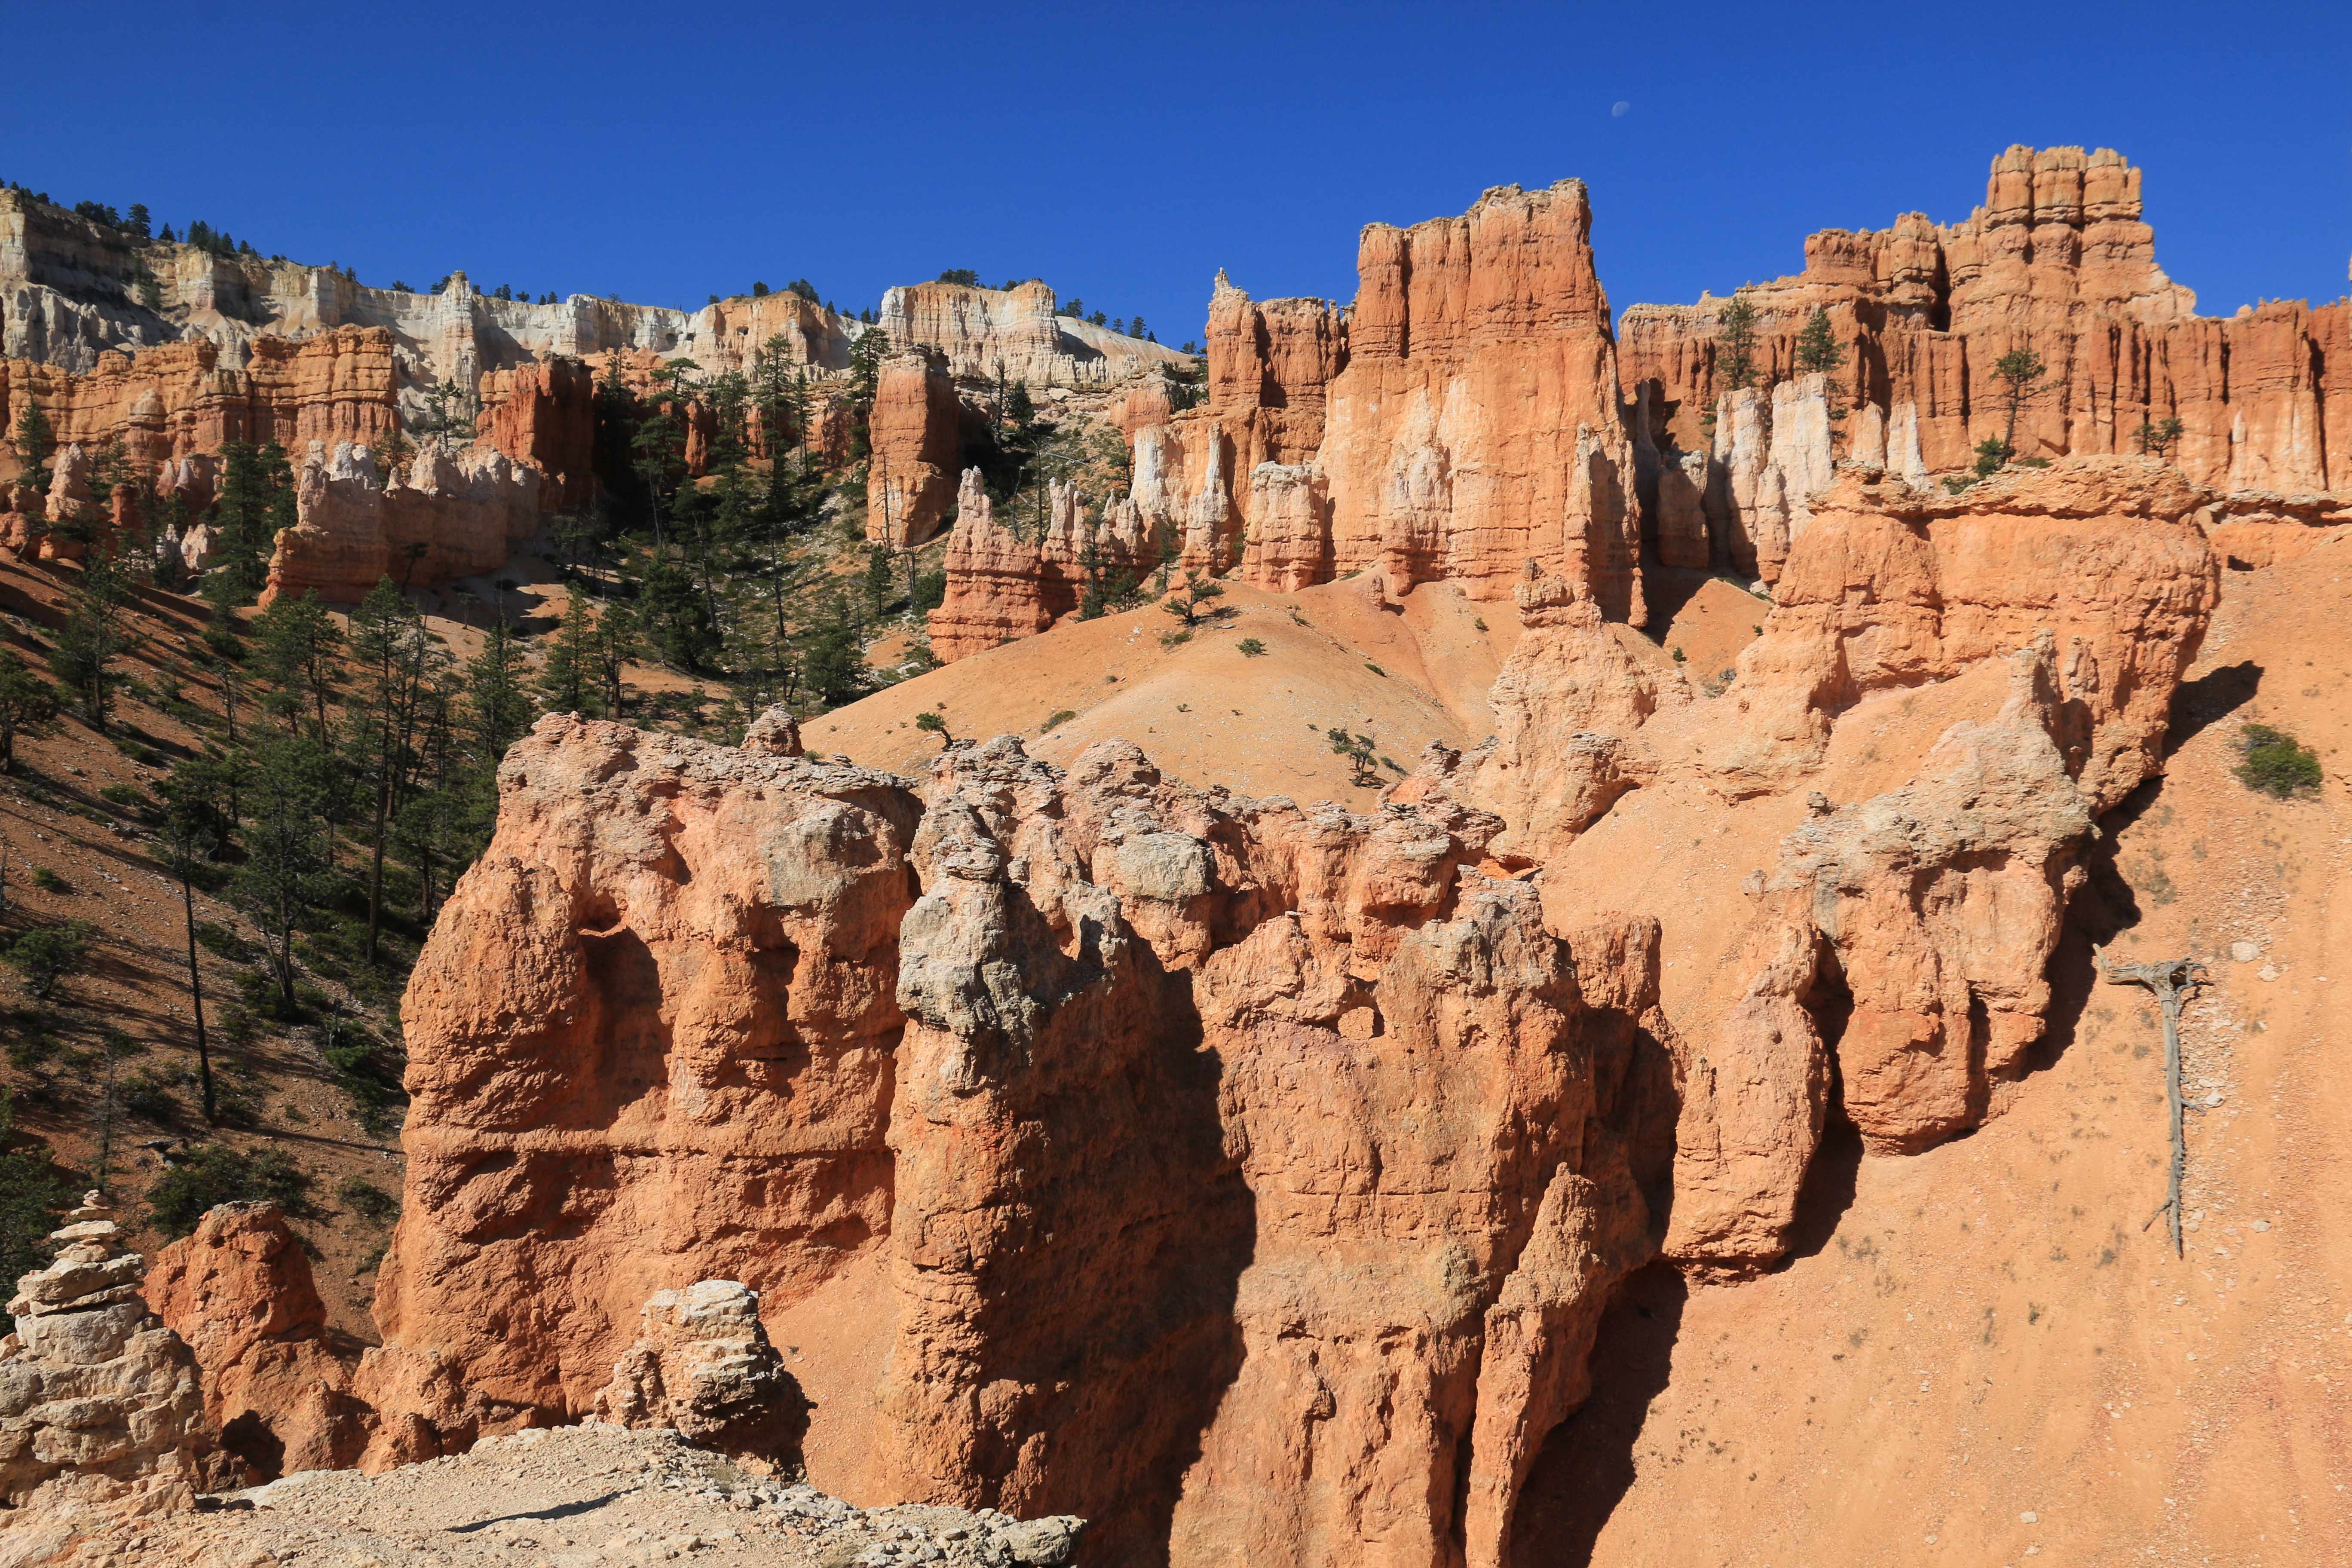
321,1023 -> 406,1135
122,1067 -> 181,1124
338,1176 -> 399,1225
5,922 -> 93,999
193,922 -> 251,963
5,1025 -> 63,1074
146,1145 -> 312,1237
2236,724 -> 2322,798
1237,637 -> 1267,658
1040,710 -> 1078,733
28,868 -> 66,894
1364,662 -> 1386,677
99,783 -> 150,813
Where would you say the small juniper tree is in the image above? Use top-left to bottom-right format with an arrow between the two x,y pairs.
1326,728 -> 1381,787
2136,416 -> 2185,459
1161,570 -> 1226,627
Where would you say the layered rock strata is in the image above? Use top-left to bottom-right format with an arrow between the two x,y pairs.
0,1194 -> 206,1512
866,351 -> 962,546
939,180 -> 1651,660
877,280 -> 1191,388
373,714 -> 921,1430
1712,458 -> 2219,802
1,190 -> 862,384
1395,458 -> 2219,1271
925,470 -> 1161,663
475,356 -> 598,513
1619,145 -> 2352,495
0,330 -> 400,487
259,439 -> 542,605
591,1280 -> 804,1459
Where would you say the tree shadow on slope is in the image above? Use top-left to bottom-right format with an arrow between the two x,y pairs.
1504,1259 -> 1687,1568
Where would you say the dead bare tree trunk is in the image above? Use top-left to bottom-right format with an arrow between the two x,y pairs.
2095,950 -> 2208,1258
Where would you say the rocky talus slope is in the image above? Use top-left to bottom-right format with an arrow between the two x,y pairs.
9,1424 -> 1084,1568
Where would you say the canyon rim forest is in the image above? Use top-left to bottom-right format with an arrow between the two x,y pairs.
0,5 -> 2347,1565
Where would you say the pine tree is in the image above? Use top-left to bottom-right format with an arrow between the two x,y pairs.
586,599 -> 645,717
250,590 -> 340,737
234,735 -> 334,1014
1716,291 -> 1761,392
342,577 -> 443,963
464,616 -> 536,767
1995,346 -> 2047,456
157,764 -> 230,1121
204,440 -> 294,607
47,553 -> 144,733
1794,306 -> 1845,377
0,648 -> 57,770
2136,416 -> 2186,459
799,589 -> 868,709
9,395 -> 53,510
535,600 -> 598,716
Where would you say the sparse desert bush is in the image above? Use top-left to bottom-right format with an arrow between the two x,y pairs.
2236,723 -> 2321,798
5,922 -> 93,999
338,1175 -> 399,1225
146,1145 -> 311,1237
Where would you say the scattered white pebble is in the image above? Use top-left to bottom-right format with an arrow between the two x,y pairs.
2020,1510 -> 2039,1524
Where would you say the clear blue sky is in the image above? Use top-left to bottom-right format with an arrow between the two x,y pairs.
6,1 -> 2346,342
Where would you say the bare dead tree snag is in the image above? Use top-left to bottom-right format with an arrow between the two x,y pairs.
2095,950 -> 2208,1258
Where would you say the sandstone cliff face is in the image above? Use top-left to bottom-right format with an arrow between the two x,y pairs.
1320,181 -> 1642,620
259,439 -> 542,606
1713,458 -> 2220,802
374,718 -> 1678,1567
925,470 -> 1161,664
0,328 -> 400,476
0,193 -> 863,387
866,351 -> 962,547
1430,564 -> 1690,869
1662,461 -> 2215,1263
1619,145 -> 2352,496
374,715 -> 922,1430
1383,457 -> 2220,1272
877,281 -> 1190,389
475,356 -> 597,513
942,181 -> 1650,659
145,1203 -> 371,1481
